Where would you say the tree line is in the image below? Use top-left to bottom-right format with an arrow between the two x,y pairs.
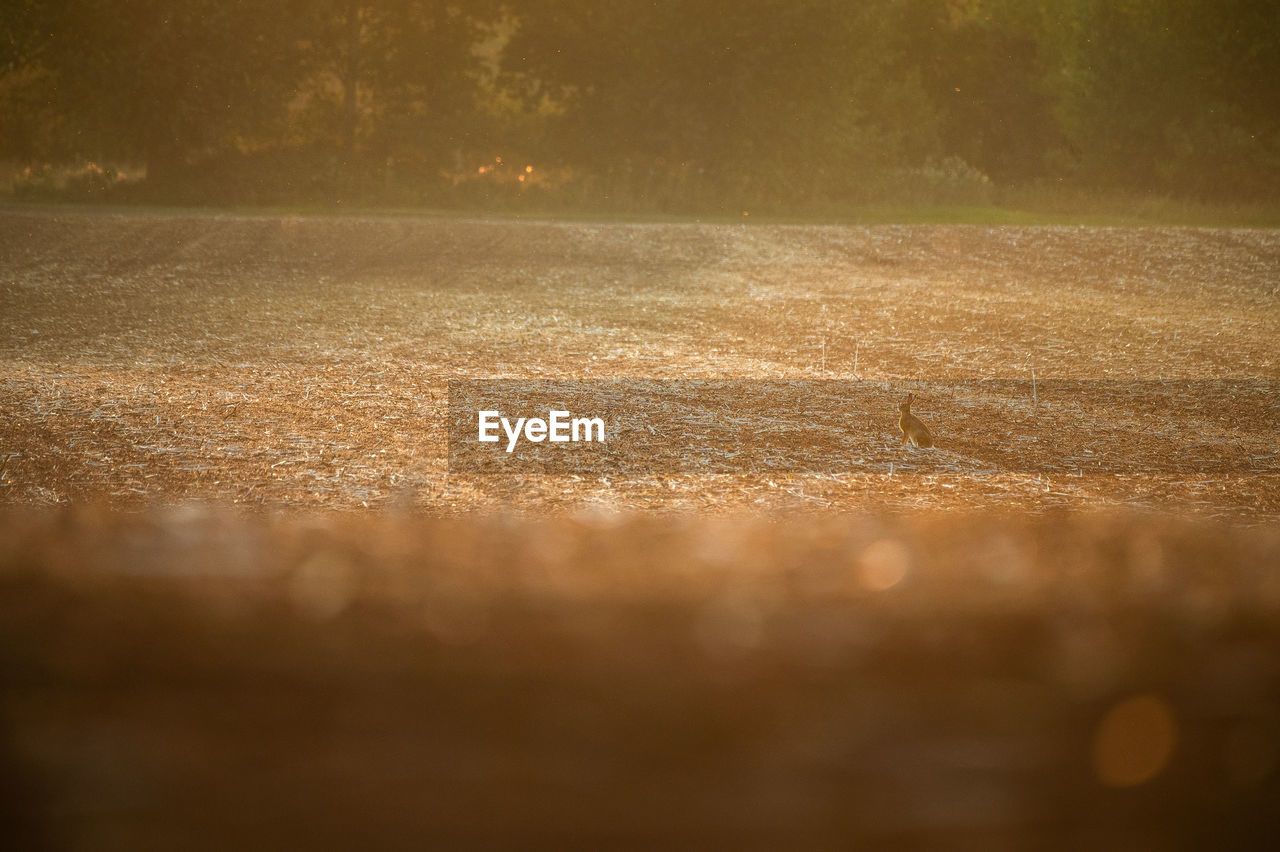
1,0 -> 1276,211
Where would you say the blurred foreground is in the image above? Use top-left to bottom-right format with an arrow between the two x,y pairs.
3,507 -> 1278,849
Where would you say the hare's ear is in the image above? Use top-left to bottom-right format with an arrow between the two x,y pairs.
905,393 -> 915,404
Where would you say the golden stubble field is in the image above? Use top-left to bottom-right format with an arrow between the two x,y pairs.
3,208 -> 1280,848
1,207 -> 1277,517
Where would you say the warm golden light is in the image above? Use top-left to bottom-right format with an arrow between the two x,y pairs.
1092,694 -> 1179,787
857,539 -> 910,591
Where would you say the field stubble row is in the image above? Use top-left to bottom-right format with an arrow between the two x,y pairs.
1,209 -> 1277,516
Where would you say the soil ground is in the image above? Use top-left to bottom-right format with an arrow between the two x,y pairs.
2,208 -> 1277,518
2,208 -> 1279,849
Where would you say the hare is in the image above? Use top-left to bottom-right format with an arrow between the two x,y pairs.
898,393 -> 934,448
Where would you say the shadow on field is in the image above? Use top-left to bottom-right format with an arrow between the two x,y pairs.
2,507 -> 1279,850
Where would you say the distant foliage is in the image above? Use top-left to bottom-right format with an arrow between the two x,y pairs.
0,0 -> 1275,210
11,162 -> 134,200
1048,0 -> 1280,202
879,157 -> 995,207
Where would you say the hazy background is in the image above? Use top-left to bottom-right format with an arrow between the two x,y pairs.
1,0 -> 1277,214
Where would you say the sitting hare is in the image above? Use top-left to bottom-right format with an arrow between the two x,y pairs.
898,393 -> 934,448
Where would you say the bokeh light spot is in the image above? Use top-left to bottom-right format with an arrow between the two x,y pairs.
858,539 -> 910,591
289,549 -> 354,621
1091,693 -> 1179,787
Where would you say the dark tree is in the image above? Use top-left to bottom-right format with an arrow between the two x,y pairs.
903,0 -> 1063,182
17,1 -> 308,186
1051,0 -> 1280,199
502,0 -> 938,209
295,0 -> 486,162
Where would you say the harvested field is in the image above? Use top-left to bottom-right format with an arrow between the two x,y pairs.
1,208 -> 1277,516
2,208 -> 1279,848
